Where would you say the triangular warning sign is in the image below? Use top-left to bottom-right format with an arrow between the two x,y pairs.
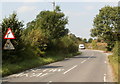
4,28 -> 15,39
3,39 -> 15,50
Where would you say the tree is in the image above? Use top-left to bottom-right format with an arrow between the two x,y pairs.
1,12 -> 26,61
2,12 -> 23,44
68,33 -> 79,44
26,6 -> 68,39
83,38 -> 87,43
25,6 -> 69,51
88,38 -> 93,43
91,6 -> 120,51
76,37 -> 82,42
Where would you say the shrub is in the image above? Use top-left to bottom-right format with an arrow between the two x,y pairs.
112,41 -> 120,63
91,40 -> 98,49
24,28 -> 48,57
59,35 -> 78,53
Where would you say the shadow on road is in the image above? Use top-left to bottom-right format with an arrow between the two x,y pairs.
72,56 -> 96,58
41,65 -> 63,69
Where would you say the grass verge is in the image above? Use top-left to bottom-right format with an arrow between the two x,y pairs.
2,51 -> 81,77
109,55 -> 119,82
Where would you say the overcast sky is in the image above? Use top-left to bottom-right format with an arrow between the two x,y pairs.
1,1 -> 118,39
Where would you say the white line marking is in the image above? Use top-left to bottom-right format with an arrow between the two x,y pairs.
36,73 -> 42,77
43,69 -> 48,72
58,69 -> 62,72
58,69 -> 64,72
14,73 -> 24,77
81,60 -> 87,63
49,69 -> 54,72
104,74 -> 106,82
63,65 -> 78,74
40,73 -> 48,77
52,69 -> 57,72
30,69 -> 36,72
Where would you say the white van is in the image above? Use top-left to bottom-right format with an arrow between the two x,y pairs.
79,44 -> 85,49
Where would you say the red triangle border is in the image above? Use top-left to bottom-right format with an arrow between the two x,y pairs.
4,28 -> 15,39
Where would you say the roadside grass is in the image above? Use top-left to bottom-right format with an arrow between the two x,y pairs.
109,55 -> 119,82
2,51 -> 81,77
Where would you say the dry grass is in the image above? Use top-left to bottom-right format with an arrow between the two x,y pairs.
109,55 -> 119,82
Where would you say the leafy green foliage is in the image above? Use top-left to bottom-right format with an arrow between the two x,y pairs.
113,41 -> 120,58
88,38 -> 93,43
91,6 -> 120,51
109,41 -> 120,81
25,6 -> 78,54
23,28 -> 48,57
91,40 -> 98,49
2,6 -> 81,76
60,35 -> 78,54
82,38 -> 87,43
46,34 -> 79,54
1,12 -> 26,61
26,6 -> 68,39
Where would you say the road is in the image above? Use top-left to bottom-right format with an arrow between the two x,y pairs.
3,49 -> 113,83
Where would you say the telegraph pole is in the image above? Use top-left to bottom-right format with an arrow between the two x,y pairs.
52,1 -> 55,11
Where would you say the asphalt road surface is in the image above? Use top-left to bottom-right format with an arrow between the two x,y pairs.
3,49 -> 112,83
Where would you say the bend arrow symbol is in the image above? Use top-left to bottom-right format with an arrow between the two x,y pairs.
7,32 -> 10,38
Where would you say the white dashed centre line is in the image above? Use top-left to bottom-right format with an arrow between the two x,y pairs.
63,65 -> 78,74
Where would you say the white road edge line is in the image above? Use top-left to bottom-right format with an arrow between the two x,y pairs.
63,65 -> 78,74
104,74 -> 106,82
81,60 -> 87,63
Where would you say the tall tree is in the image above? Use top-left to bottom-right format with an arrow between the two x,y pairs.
83,38 -> 87,43
88,38 -> 93,43
91,6 -> 120,51
26,6 -> 69,39
1,12 -> 24,61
